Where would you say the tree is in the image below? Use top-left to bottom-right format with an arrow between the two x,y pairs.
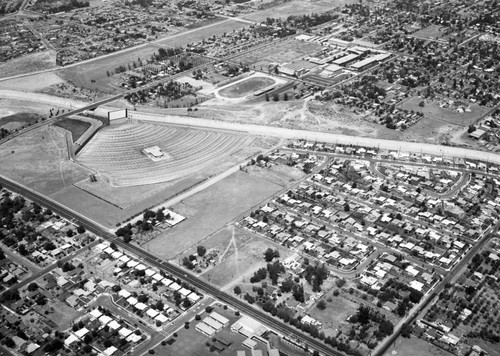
4,337 -> 15,348
233,285 -> 242,295
77,225 -> 86,234
356,305 -> 371,325
197,245 -> 207,257
66,228 -> 74,237
292,284 -> 305,303
264,248 -> 279,262
27,282 -> 39,292
156,209 -> 165,222
316,300 -> 327,310
280,279 -> 294,293
182,257 -> 195,270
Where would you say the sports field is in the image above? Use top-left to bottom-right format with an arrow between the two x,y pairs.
218,76 -> 276,98
146,171 -> 282,260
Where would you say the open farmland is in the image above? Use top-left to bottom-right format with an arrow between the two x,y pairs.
77,123 -> 254,186
145,171 -> 282,259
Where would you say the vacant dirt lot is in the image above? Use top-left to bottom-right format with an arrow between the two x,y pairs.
197,226 -> 294,290
145,171 -> 282,259
0,125 -> 90,195
0,50 -> 57,79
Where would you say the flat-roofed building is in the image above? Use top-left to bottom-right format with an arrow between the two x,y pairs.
196,322 -> 216,337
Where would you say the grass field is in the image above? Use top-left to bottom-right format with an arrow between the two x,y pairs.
384,336 -> 455,356
53,118 -> 91,141
218,77 -> 276,98
411,25 -> 448,40
307,292 -> 358,337
146,171 -> 282,260
399,96 -> 488,125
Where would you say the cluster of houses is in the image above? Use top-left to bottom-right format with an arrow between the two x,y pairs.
378,164 -> 462,195
243,140 -> 500,282
20,217 -> 91,268
64,308 -> 146,355
25,0 -> 215,66
0,20 -> 45,62
97,242 -> 202,314
239,188 -> 374,272
360,252 -> 437,296
0,260 -> 28,289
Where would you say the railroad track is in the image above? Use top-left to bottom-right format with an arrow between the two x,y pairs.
0,175 -> 341,356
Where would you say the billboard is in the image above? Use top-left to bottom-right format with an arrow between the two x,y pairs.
108,109 -> 128,121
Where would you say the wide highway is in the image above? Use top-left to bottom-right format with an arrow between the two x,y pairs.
0,175 -> 339,356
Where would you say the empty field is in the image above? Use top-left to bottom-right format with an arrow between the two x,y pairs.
146,171 -> 282,259
198,226 -> 294,290
54,118 -> 91,141
241,0 -> 356,22
384,335 -> 455,356
77,123 -> 254,186
234,39 -> 322,67
307,293 -> 358,337
0,50 -> 57,79
0,112 -> 42,130
0,125 -> 90,195
218,76 -> 276,98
